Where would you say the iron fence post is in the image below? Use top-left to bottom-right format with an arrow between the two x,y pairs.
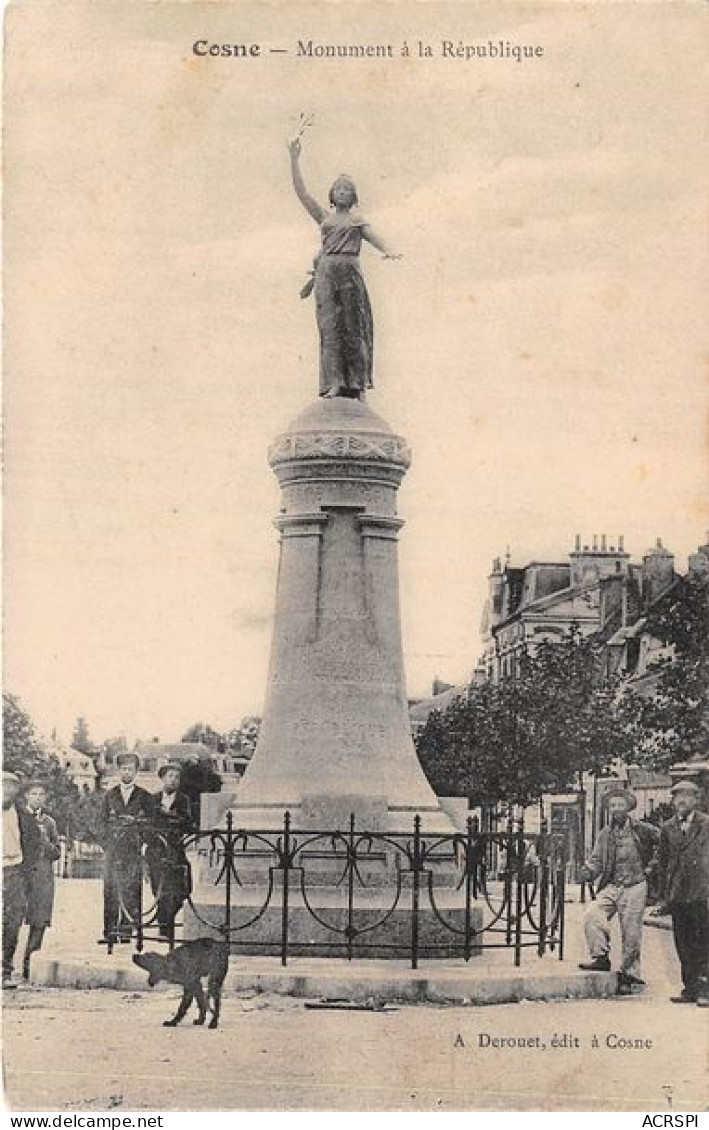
558,835 -> 566,961
224,810 -> 233,941
504,813 -> 514,948
471,814 -> 480,901
464,817 -> 474,962
537,818 -> 549,958
136,827 -> 144,953
281,810 -> 291,967
346,812 -> 356,962
410,814 -> 421,970
513,815 -> 524,968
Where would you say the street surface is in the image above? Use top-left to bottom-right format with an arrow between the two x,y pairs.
3,880 -> 707,1112
4,980 -> 707,1112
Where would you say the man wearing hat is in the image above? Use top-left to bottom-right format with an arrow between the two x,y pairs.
99,751 -> 152,944
657,780 -> 709,1006
2,772 -> 41,987
145,762 -> 195,940
578,785 -> 660,995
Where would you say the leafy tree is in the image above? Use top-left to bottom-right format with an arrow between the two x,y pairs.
3,693 -> 81,836
416,630 -> 628,808
623,572 -> 709,770
181,716 -> 261,757
178,758 -> 222,825
3,693 -> 48,775
181,722 -> 221,749
224,716 -> 261,758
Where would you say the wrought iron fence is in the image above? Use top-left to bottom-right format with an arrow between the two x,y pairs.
102,812 -> 566,968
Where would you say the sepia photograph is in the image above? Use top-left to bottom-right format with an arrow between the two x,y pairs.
2,0 -> 708,1115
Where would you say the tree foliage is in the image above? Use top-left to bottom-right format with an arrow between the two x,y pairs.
623,572 -> 709,770
181,716 -> 261,757
178,759 -> 223,825
2,693 -> 82,836
416,628 -> 630,807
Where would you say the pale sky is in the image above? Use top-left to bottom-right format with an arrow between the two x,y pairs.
4,1 -> 708,746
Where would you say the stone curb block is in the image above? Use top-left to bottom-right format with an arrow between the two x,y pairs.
29,958 -> 618,1006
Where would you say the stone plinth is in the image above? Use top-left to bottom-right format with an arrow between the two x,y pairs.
227,396 -> 453,835
188,398 -> 470,956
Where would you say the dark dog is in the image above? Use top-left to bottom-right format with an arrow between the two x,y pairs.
132,938 -> 230,1029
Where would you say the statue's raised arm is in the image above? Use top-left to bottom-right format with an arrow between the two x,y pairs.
289,135 -> 401,401
288,139 -> 326,224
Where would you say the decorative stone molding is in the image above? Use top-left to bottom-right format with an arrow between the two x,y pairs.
358,515 -> 405,541
268,430 -> 412,469
273,513 -> 330,538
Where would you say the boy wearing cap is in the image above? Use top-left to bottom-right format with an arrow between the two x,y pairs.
99,751 -> 152,944
21,780 -> 61,979
145,762 -> 195,940
2,772 -> 41,987
657,779 -> 709,1006
578,786 -> 659,995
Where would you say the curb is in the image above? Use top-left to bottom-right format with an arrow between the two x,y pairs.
28,956 -> 619,1007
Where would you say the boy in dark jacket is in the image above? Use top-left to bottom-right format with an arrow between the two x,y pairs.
99,751 -> 152,944
21,780 -> 62,979
145,762 -> 195,940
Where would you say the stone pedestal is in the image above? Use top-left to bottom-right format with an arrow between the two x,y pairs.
209,396 -> 453,835
187,398 -> 477,956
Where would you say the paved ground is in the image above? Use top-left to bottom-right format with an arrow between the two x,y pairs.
4,985 -> 707,1112
10,878 -> 680,972
3,879 -> 705,1112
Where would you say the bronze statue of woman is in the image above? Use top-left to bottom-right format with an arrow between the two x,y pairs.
288,137 -> 401,399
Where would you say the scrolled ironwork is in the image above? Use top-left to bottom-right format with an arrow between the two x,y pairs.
102,809 -> 566,967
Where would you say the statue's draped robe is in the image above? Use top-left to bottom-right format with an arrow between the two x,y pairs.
311,210 -> 374,396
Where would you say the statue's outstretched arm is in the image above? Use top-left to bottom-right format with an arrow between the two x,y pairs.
289,139 -> 325,224
361,224 -> 402,259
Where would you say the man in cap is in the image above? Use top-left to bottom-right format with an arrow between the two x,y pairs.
145,762 -> 195,940
3,772 -> 40,987
657,780 -> 709,1006
99,751 -> 152,945
578,785 -> 659,995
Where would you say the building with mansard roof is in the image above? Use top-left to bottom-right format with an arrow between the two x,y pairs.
476,534 -> 677,684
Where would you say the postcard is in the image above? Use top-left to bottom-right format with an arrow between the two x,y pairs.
3,0 -> 708,1115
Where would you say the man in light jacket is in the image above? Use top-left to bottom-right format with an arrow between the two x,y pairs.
578,786 -> 659,995
3,772 -> 41,988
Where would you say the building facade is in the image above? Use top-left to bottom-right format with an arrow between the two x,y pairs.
477,534 -> 677,683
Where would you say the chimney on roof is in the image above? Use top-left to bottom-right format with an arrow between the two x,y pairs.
571,532 -> 630,586
688,538 -> 709,578
642,538 -> 675,606
575,534 -> 581,551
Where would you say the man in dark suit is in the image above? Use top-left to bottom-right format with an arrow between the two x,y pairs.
99,751 -> 152,945
657,779 -> 709,1007
3,772 -> 41,987
145,762 -> 195,940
